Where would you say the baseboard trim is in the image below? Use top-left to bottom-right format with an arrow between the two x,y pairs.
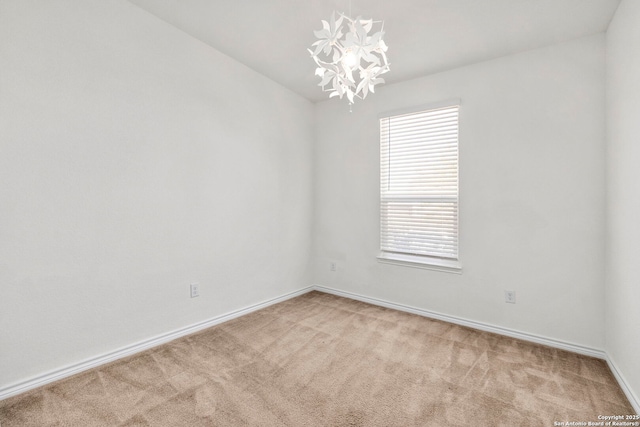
606,355 -> 640,414
4,284 -> 636,412
313,285 -> 607,360
0,286 -> 314,401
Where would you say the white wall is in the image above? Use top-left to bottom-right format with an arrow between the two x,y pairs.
0,0 -> 314,388
606,0 -> 640,407
313,34 -> 606,350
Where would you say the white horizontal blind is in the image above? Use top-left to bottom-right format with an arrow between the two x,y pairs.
380,105 -> 459,260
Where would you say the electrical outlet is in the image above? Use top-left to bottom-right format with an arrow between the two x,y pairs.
329,261 -> 337,272
505,291 -> 516,304
190,283 -> 199,298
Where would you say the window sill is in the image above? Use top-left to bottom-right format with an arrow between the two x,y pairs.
377,252 -> 462,274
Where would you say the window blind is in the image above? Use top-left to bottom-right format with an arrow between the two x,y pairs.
380,104 -> 459,261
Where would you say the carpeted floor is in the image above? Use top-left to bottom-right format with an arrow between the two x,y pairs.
0,291 -> 634,426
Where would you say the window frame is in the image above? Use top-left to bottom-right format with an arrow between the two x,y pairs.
377,99 -> 462,274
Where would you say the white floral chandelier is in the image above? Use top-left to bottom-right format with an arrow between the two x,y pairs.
308,10 -> 389,108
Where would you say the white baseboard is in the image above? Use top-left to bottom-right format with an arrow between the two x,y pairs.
606,355 -> 640,414
312,285 -> 607,359
0,286 -> 314,401
3,283 -> 637,414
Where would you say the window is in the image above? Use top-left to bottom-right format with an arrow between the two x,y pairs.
378,101 -> 460,272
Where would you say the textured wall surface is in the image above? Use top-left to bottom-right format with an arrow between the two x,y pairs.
313,34 -> 606,350
0,0 -> 314,387
605,0 -> 640,408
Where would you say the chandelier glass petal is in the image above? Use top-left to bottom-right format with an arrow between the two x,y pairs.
309,11 -> 390,106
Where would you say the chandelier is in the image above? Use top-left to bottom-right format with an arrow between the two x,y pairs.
308,10 -> 390,108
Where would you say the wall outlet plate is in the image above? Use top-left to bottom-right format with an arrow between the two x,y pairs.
505,290 -> 516,304
190,283 -> 199,298
329,261 -> 337,272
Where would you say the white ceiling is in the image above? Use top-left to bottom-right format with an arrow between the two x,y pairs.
128,0 -> 620,103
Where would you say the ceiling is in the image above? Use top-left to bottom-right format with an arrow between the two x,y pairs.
128,0 -> 620,103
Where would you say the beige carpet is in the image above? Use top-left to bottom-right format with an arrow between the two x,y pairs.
0,291 -> 634,426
